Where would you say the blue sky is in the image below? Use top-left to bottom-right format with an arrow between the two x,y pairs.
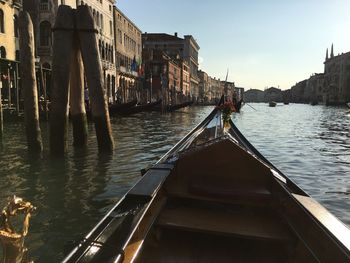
117,0 -> 350,90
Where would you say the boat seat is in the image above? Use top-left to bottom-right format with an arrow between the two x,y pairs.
156,206 -> 292,242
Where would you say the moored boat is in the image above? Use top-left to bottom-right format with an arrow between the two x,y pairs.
109,99 -> 138,115
118,99 -> 162,115
154,100 -> 194,112
63,101 -> 350,263
269,101 -> 277,107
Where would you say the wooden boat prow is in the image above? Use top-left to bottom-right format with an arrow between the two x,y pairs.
63,104 -> 350,263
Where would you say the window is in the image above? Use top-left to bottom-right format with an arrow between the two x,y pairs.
0,46 -> 6,58
0,9 -> 4,33
15,50 -> 20,61
40,21 -> 52,46
100,14 -> 103,29
14,15 -> 18,37
109,21 -> 112,36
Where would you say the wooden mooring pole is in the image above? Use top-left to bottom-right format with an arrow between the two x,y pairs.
18,11 -> 43,153
49,5 -> 74,156
70,29 -> 88,147
76,5 -> 114,153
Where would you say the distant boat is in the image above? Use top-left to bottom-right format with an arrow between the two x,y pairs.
346,102 -> 350,108
118,99 -> 162,115
109,99 -> 138,115
154,100 -> 194,112
283,101 -> 289,105
269,101 -> 277,107
310,100 -> 318,106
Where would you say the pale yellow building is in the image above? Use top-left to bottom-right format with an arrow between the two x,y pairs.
0,0 -> 21,61
114,6 -> 142,103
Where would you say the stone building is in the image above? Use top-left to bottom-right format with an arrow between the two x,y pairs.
143,49 -> 182,105
290,80 -> 307,103
142,33 -> 200,101
210,77 -> 222,102
220,80 -> 235,100
305,73 -> 324,103
24,0 -> 116,101
244,89 -> 264,102
181,60 -> 190,99
264,87 -> 283,102
323,45 -> 350,105
0,0 -> 22,109
198,70 -> 209,103
114,6 -> 142,103
0,0 -> 21,61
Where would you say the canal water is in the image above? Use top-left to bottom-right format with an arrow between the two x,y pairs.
0,103 -> 349,262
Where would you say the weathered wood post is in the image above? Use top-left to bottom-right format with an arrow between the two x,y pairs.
76,5 -> 114,152
70,29 -> 88,147
49,5 -> 74,156
15,63 -> 20,115
18,11 -> 43,153
39,64 -> 48,120
7,67 -> 11,109
0,74 -> 3,139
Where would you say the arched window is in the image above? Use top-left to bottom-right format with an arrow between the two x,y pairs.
96,11 -> 100,27
0,9 -> 4,33
13,15 -> 18,37
101,41 -> 105,59
0,46 -> 6,58
40,21 -> 51,46
105,43 -> 109,61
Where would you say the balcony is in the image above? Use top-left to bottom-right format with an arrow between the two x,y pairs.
39,3 -> 50,12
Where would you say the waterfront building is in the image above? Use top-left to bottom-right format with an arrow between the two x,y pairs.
264,87 -> 283,103
323,45 -> 350,105
198,70 -> 209,103
0,0 -> 21,61
220,80 -> 235,100
210,77 -> 222,102
24,0 -> 116,101
244,89 -> 264,102
143,49 -> 182,105
114,6 -> 142,103
142,33 -> 200,101
290,80 -> 307,103
0,0 -> 22,110
305,73 -> 324,103
235,87 -> 244,101
181,60 -> 190,100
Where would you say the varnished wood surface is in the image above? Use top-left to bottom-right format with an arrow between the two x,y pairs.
293,193 -> 350,251
156,205 -> 292,241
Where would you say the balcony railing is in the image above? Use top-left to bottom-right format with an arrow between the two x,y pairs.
39,3 -> 50,11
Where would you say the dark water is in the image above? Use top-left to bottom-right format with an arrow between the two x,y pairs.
0,104 -> 349,262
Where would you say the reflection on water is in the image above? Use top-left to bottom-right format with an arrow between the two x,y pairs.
0,107 -> 211,261
0,104 -> 349,261
234,103 -> 350,227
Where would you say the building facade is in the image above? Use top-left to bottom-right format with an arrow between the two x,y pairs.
323,46 -> 350,105
114,6 -> 142,103
198,70 -> 209,103
0,0 -> 21,61
24,0 -> 116,101
142,33 -> 200,101
183,35 -> 200,101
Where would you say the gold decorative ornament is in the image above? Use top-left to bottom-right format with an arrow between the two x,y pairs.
0,196 -> 36,263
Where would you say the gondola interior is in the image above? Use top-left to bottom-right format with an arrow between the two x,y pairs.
62,110 -> 350,263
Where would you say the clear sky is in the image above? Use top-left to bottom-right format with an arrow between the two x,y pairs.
117,0 -> 350,90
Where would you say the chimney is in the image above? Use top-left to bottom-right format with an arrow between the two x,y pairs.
174,32 -> 178,37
